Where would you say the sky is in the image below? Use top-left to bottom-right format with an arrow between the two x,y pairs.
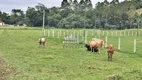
0,0 -> 124,14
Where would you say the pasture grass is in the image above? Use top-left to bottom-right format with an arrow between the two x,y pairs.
0,28 -> 142,80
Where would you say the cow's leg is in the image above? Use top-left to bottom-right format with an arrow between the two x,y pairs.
108,53 -> 110,61
91,47 -> 93,52
91,47 -> 94,52
43,42 -> 45,47
98,49 -> 100,53
108,53 -> 111,61
110,54 -> 112,61
39,42 -> 41,47
93,48 -> 94,52
41,42 -> 44,47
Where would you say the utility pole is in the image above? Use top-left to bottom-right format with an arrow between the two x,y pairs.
84,7 -> 87,43
137,18 -> 140,36
43,10 -> 45,36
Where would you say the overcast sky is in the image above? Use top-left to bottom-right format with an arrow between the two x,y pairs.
0,0 -> 124,14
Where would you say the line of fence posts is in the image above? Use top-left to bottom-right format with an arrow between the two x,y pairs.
47,30 -> 141,39
47,30 -> 138,53
117,37 -> 136,53
105,37 -> 136,53
46,30 -> 138,53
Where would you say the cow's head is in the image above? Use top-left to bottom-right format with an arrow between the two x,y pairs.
94,48 -> 98,52
85,44 -> 91,51
107,44 -> 114,51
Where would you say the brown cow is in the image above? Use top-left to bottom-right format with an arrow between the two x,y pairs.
92,38 -> 105,48
85,40 -> 98,52
91,38 -> 105,53
85,44 -> 98,52
39,37 -> 46,47
107,44 -> 115,61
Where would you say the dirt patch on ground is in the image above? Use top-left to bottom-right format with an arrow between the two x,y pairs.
0,59 -> 15,80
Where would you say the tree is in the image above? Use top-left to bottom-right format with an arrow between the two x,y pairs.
79,0 -> 86,10
73,0 -> 79,11
26,3 -> 48,27
26,7 -> 37,26
1,12 -> 11,24
57,14 -> 89,29
85,0 -> 93,9
61,0 -> 69,9
47,13 -> 61,27
10,9 -> 25,26
0,11 -> 2,21
121,12 -> 129,29
104,0 -> 109,6
60,8 -> 73,18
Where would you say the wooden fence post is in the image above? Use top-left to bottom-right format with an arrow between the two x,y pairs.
102,31 -> 104,36
74,30 -> 75,36
85,31 -> 88,43
43,29 -> 46,36
120,31 -> 122,36
64,32 -> 65,38
118,38 -> 120,51
67,30 -> 69,36
111,31 -> 113,36
135,32 -> 137,36
60,30 -> 61,36
92,30 -> 93,36
116,31 -> 117,36
128,31 -> 130,36
139,31 -> 141,36
48,30 -> 50,37
134,39 -> 136,53
124,31 -> 126,36
58,31 -> 60,39
52,30 -> 54,38
105,36 -> 108,48
80,30 -> 82,37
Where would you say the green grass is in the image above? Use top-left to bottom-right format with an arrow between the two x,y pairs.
0,28 -> 142,80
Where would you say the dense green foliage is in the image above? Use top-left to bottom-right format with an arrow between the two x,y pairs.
1,0 -> 142,29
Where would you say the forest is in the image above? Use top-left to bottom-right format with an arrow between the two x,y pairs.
1,0 -> 142,29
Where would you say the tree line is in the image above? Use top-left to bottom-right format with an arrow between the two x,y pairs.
0,0 -> 142,29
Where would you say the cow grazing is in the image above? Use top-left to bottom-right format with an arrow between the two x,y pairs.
85,44 -> 91,51
91,38 -> 105,53
92,38 -> 105,48
85,38 -> 105,53
107,44 -> 115,61
39,37 -> 46,47
85,44 -> 98,52
85,41 -> 99,52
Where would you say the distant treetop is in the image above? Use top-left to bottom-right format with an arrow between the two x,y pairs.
61,0 -> 92,10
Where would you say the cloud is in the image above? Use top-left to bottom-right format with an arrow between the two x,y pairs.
36,0 -> 62,8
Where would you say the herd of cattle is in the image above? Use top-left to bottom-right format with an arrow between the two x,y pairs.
38,37 -> 115,61
85,38 -> 115,61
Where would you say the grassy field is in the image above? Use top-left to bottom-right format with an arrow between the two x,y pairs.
0,27 -> 142,80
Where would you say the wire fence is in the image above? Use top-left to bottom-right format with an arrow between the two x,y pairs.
44,29 -> 142,54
